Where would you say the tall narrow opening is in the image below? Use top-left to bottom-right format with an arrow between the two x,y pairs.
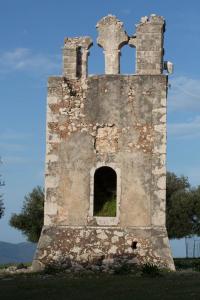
88,43 -> 104,75
120,45 -> 136,74
76,47 -> 82,78
93,166 -> 117,217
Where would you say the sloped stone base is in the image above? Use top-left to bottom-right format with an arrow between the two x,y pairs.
32,226 -> 175,272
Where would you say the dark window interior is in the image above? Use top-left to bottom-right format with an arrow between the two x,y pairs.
93,166 -> 117,217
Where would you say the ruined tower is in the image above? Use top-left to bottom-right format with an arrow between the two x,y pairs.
33,14 -> 175,271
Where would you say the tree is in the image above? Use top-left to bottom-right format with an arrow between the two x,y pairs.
0,159 -> 5,219
166,189 -> 195,238
10,186 -> 44,242
0,195 -> 4,219
166,172 -> 191,238
166,171 -> 190,204
189,186 -> 200,236
166,172 -> 200,239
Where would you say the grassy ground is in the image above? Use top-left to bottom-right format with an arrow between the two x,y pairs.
1,271 -> 200,300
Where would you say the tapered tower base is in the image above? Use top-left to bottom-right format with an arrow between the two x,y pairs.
32,226 -> 174,271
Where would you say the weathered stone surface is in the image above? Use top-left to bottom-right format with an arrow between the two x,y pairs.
96,15 -> 128,74
33,14 -> 174,272
32,227 -> 174,271
63,37 -> 93,79
129,14 -> 165,75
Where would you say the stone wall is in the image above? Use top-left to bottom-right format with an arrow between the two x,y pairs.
33,227 -> 174,272
44,75 -> 167,228
130,15 -> 165,74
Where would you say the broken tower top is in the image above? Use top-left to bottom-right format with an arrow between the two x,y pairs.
62,14 -> 171,78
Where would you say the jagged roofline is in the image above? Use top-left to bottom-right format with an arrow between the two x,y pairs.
62,14 -> 171,77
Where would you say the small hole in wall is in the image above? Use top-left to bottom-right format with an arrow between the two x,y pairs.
131,241 -> 138,250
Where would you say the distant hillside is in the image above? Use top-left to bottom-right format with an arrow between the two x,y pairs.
0,241 -> 37,264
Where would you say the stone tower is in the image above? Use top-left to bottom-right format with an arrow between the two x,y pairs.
33,14 -> 175,271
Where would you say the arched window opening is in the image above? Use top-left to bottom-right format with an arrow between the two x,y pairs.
120,45 -> 135,74
88,43 -> 104,75
93,166 -> 117,217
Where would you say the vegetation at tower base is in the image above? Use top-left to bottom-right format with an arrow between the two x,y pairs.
9,172 -> 200,243
9,186 -> 44,243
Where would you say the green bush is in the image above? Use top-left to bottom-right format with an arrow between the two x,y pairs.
141,263 -> 160,277
174,258 -> 192,270
174,258 -> 200,270
95,197 -> 116,217
43,264 -> 61,274
0,262 -> 31,270
17,263 -> 27,270
0,263 -> 14,270
113,263 -> 132,275
192,260 -> 200,272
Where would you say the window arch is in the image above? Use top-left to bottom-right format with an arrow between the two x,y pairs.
93,166 -> 117,217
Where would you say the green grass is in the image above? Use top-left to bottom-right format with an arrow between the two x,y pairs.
1,272 -> 200,300
95,198 -> 116,217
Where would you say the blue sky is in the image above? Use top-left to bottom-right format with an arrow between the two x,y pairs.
0,0 -> 200,257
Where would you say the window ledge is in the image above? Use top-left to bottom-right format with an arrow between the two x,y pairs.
94,216 -> 119,226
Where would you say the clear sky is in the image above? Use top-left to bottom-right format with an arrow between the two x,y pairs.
0,0 -> 200,257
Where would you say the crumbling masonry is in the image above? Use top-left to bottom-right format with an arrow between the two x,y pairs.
33,14 -> 175,271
